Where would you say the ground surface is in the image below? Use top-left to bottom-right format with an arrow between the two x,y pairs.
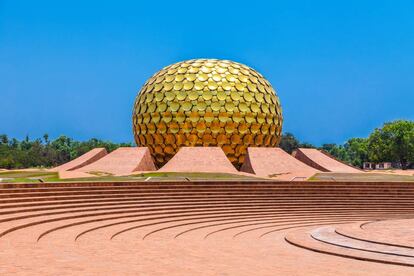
0,169 -> 263,183
0,170 -> 59,182
3,169 -> 414,183
367,169 -> 414,176
0,181 -> 414,275
312,172 -> 414,182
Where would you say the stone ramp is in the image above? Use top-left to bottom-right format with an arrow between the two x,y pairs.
77,147 -> 156,176
58,170 -> 97,179
240,147 -> 320,180
293,148 -> 362,173
49,148 -> 108,172
158,147 -> 238,173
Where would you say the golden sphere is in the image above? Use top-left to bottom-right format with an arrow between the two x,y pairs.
132,59 -> 283,168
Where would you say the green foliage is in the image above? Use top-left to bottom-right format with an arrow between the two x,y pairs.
344,138 -> 368,168
317,120 -> 414,169
279,133 -> 299,154
0,134 -> 133,169
321,143 -> 350,163
319,139 -> 370,168
367,120 -> 414,169
279,120 -> 413,169
1,119 -> 412,170
279,132 -> 315,154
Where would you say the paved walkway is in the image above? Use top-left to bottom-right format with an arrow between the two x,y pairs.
0,181 -> 413,275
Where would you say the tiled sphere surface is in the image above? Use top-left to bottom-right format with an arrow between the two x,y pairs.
132,59 -> 283,168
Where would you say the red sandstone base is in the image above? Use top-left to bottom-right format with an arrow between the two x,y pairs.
293,148 -> 362,173
241,147 -> 320,180
49,148 -> 108,172
159,147 -> 238,173
58,170 -> 97,179
77,147 -> 156,175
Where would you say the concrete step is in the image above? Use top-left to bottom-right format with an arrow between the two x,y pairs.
285,227 -> 414,267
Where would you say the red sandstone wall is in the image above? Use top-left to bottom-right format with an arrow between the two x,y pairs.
292,149 -> 329,172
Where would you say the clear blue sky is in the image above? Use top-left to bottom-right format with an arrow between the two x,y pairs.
1,1 -> 413,145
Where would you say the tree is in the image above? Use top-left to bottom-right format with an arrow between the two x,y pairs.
10,138 -> 19,149
0,135 -> 8,145
367,120 -> 414,169
0,135 -> 133,169
49,135 -> 75,165
344,138 -> 368,168
279,133 -> 300,154
321,144 -> 350,163
43,134 -> 49,145
299,142 -> 315,149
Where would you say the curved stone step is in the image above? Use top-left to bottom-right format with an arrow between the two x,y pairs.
285,227 -> 414,267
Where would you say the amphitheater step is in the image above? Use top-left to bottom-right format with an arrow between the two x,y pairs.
285,224 -> 414,267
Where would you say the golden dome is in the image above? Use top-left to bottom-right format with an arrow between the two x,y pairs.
132,59 -> 283,168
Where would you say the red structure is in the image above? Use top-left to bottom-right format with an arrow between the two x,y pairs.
76,147 -> 156,175
240,147 -> 320,180
293,148 -> 362,173
49,148 -> 107,172
158,147 -> 238,174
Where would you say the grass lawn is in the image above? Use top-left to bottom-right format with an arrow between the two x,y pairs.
0,170 -> 56,178
0,170 -> 59,182
0,169 -> 265,183
2,169 -> 414,183
310,172 -> 414,182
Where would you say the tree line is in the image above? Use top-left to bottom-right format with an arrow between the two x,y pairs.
279,120 -> 414,170
0,119 -> 413,170
0,135 -> 132,169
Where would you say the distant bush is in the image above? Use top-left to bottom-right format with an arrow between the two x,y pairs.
1,119 -> 412,170
279,120 -> 413,169
0,134 -> 133,169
